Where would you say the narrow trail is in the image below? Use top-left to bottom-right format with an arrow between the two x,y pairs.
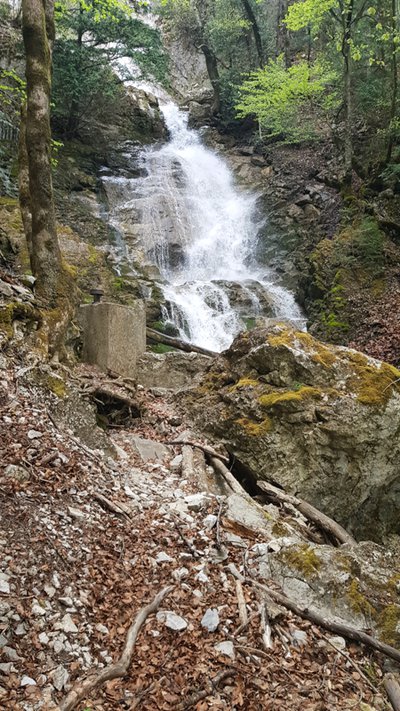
0,356 -> 389,710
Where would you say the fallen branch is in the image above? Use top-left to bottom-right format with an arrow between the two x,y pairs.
235,579 -> 248,627
175,669 -> 234,710
321,631 -> 380,696
384,674 -> 400,711
256,480 -> 356,546
250,579 -> 400,665
146,328 -> 217,358
58,585 -> 174,711
210,457 -> 245,496
93,493 -> 131,518
167,440 -> 230,465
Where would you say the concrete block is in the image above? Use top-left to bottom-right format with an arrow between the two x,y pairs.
80,301 -> 146,378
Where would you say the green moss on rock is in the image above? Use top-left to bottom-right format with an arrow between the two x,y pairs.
259,386 -> 322,409
235,416 -> 272,436
281,544 -> 321,578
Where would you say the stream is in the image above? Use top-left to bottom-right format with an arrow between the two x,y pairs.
101,101 -> 303,352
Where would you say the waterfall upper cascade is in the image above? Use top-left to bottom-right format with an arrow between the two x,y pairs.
102,102 -> 303,352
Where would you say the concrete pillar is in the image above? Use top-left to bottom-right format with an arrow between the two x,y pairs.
79,300 -> 146,379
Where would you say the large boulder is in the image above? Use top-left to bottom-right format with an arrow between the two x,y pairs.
181,324 -> 400,541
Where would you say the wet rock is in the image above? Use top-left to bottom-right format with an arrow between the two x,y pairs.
201,608 -> 220,632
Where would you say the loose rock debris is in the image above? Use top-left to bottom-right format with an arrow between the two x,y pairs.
0,353 -> 396,710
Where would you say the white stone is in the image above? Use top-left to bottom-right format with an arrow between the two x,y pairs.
38,632 -> 49,645
52,665 -> 69,691
172,567 -> 189,581
0,663 -> 13,675
156,611 -> 188,631
58,614 -> 78,634
95,624 -> 109,635
0,634 -> 7,648
201,608 -> 220,632
44,585 -> 56,598
15,624 -> 26,636
67,507 -> 86,520
32,602 -> 47,617
214,641 -> 235,659
291,629 -> 308,647
155,552 -> 174,564
21,676 -> 36,687
203,514 -> 218,530
328,636 -> 346,651
0,581 -> 10,595
27,430 -> 43,440
170,455 -> 183,472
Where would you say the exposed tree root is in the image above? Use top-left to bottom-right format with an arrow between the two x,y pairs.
58,585 -> 174,711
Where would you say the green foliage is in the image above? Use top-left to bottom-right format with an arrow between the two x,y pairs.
236,57 -> 338,142
53,0 -> 167,136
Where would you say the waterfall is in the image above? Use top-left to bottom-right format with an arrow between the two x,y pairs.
102,101 -> 304,352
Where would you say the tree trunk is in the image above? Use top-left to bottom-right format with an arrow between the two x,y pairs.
276,0 -> 291,67
386,0 -> 398,163
342,0 -> 354,188
22,0 -> 63,307
239,0 -> 264,67
18,103 -> 32,262
193,0 -> 221,115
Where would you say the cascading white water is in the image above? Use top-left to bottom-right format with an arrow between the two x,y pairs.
143,102 -> 303,350
102,100 -> 304,351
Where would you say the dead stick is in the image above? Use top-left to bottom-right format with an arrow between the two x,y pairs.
384,674 -> 400,711
93,493 -> 131,518
210,457 -> 246,496
249,579 -> 400,665
146,328 -> 217,358
256,480 -> 356,546
235,579 -> 248,627
175,669 -> 234,710
321,631 -> 381,696
167,440 -> 230,465
58,586 -> 174,711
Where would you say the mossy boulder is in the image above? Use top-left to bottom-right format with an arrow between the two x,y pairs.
181,324 -> 400,541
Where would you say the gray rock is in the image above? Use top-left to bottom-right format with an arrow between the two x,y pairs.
181,324 -> 400,541
185,493 -> 209,512
201,608 -> 220,632
156,611 -> 188,631
57,613 -> 78,634
4,464 -> 30,482
52,665 -> 69,691
291,629 -> 308,647
328,636 -> 346,651
203,514 -> 218,530
32,602 -> 47,617
155,552 -> 174,564
95,623 -> 109,635
38,632 -> 49,645
15,624 -> 26,636
0,663 -> 13,675
0,634 -> 7,648
129,435 -> 168,463
3,646 -> 20,661
136,352 -> 209,390
214,640 -> 235,659
0,581 -> 10,595
27,429 -> 43,440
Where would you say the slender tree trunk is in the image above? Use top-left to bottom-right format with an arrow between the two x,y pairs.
193,0 -> 221,115
22,0 -> 63,307
342,0 -> 354,188
239,0 -> 264,67
18,103 -> 32,262
66,2 -> 84,137
386,0 -> 398,163
276,0 -> 291,67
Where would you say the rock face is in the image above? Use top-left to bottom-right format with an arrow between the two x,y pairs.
182,324 -> 400,541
